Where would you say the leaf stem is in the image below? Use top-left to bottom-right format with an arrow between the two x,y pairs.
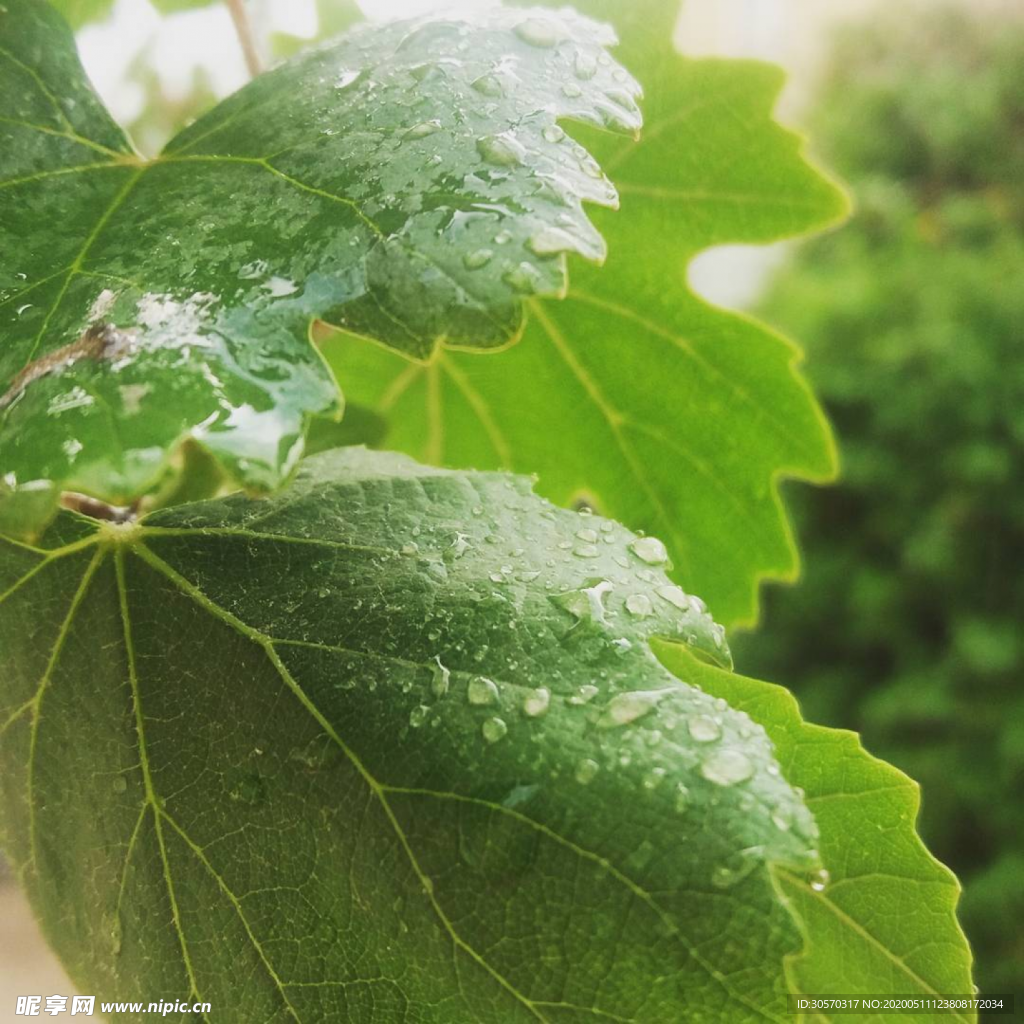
225,0 -> 263,79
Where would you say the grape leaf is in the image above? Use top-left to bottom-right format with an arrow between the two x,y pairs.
0,447 -> 831,1021
0,1 -> 640,537
656,643 -> 976,1022
326,0 -> 848,629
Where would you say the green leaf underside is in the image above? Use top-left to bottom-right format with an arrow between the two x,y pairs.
0,1 -> 641,535
0,448 -> 832,1023
328,0 -> 848,629
657,646 -> 975,1024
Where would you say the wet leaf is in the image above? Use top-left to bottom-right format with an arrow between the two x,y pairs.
657,642 -> 976,1021
0,1 -> 640,536
0,448 -> 829,1021
327,0 -> 847,628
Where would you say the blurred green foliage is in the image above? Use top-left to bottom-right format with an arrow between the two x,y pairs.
736,5 -> 1024,998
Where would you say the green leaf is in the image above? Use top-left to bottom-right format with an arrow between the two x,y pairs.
326,0 -> 848,628
656,643 -> 976,1021
42,0 -> 115,29
0,1 -> 640,537
1,447 -> 833,1021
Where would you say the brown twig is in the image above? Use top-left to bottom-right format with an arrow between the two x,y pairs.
225,0 -> 263,79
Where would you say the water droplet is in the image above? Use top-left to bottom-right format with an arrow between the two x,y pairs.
700,749 -> 754,787
482,716 -> 508,743
809,867 -> 831,892
674,782 -> 691,812
771,805 -> 794,832
432,657 -> 450,698
528,226 -> 577,258
401,542 -> 419,555
625,593 -> 653,618
515,16 -> 561,47
611,637 -> 632,653
597,688 -> 671,729
643,766 -> 667,790
15,303 -> 32,316
494,229 -> 513,245
568,684 -> 599,705
404,118 -> 442,140
111,776 -> 127,794
463,248 -> 494,270
562,81 -> 583,99
468,677 -> 500,705
523,687 -> 551,717
542,124 -> 566,143
471,73 -> 503,97
553,579 -> 612,626
576,528 -> 598,543
334,69 -> 360,90
574,543 -> 599,558
503,262 -> 542,294
579,155 -> 603,178
711,846 -> 763,889
450,532 -> 470,557
657,585 -> 691,611
477,132 -> 526,167
630,536 -> 668,565
409,705 -> 430,728
574,52 -> 598,79
575,758 -> 600,784
687,714 -> 721,743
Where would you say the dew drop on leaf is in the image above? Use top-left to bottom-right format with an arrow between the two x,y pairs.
630,536 -> 668,565
700,749 -> 754,787
476,132 -> 525,167
432,656 -> 450,698
467,676 -> 500,705
470,73 -> 503,97
568,684 -> 599,705
711,846 -> 763,889
574,52 -> 598,80
503,262 -> 542,294
482,716 -> 508,743
597,689 -> 670,729
809,867 -> 831,892
523,686 -> 551,717
687,714 -> 721,743
463,248 -> 494,270
514,16 -> 561,48
403,119 -> 442,139
542,124 -> 566,143
409,705 -> 430,728
562,82 -> 583,99
575,758 -> 600,785
657,584 -> 691,611
674,782 -> 691,813
625,593 -> 653,618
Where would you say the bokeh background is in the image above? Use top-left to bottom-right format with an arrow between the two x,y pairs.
2,0 -> 1021,1013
